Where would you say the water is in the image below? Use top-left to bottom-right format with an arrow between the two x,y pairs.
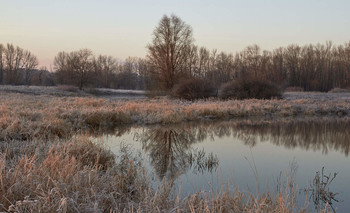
96,117 -> 350,212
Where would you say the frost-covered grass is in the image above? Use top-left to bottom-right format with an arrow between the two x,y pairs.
0,85 -> 146,98
98,88 -> 146,95
283,91 -> 350,101
0,135 -> 315,212
0,88 -> 342,212
1,91 -> 350,140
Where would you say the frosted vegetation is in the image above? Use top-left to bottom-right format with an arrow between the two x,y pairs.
2,90 -> 346,212
1,14 -> 349,212
1,89 -> 350,141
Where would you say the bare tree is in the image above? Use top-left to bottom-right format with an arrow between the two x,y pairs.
137,58 -> 153,90
147,14 -> 194,90
215,51 -> 235,84
284,45 -> 301,88
111,57 -> 140,89
71,49 -> 94,90
268,47 -> 286,85
54,49 -> 94,90
23,50 -> 39,85
3,44 -> 38,85
54,51 -> 70,85
182,44 -> 198,77
198,47 -> 210,78
93,55 -> 118,88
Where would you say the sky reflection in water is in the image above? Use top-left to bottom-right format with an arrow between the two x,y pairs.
98,118 -> 350,212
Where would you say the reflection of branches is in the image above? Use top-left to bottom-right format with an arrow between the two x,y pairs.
113,118 -> 350,180
188,149 -> 219,174
304,167 -> 339,213
146,118 -> 350,157
136,126 -> 218,180
223,118 -> 350,156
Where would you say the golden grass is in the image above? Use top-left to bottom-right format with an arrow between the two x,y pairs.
1,136 -> 329,212
0,137 -> 151,212
1,92 -> 350,141
0,91 -> 344,212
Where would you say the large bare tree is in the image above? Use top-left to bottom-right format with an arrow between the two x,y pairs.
147,14 -> 194,90
70,49 -> 94,90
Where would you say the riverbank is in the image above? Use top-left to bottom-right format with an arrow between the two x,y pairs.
1,135 -> 310,212
1,90 -> 350,140
1,89 -> 345,211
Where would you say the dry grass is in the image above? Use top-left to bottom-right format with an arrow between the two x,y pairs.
0,137 -> 151,212
1,91 -> 350,140
1,135 -> 328,212
0,85 -> 146,98
0,90 -> 345,212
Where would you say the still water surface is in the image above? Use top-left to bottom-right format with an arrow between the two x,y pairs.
97,118 -> 350,212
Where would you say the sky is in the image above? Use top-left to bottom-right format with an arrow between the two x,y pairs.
1,0 -> 350,68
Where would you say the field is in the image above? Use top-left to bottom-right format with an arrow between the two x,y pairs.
1,86 -> 350,141
1,86 -> 348,212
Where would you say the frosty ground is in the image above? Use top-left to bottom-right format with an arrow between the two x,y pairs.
0,85 -> 348,212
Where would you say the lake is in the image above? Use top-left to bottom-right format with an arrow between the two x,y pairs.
95,117 -> 350,212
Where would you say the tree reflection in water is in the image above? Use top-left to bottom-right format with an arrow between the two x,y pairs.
132,117 -> 350,181
136,126 -> 219,180
222,118 -> 350,156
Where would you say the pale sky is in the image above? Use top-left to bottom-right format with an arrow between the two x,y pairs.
1,0 -> 350,68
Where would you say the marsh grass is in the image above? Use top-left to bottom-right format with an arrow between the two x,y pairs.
1,92 -> 350,141
5,136 -> 342,212
0,137 -> 151,212
0,90 -> 346,212
0,136 -> 334,212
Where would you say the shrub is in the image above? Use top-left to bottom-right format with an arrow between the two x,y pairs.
171,78 -> 216,100
219,78 -> 282,99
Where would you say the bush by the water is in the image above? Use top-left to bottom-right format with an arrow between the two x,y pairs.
171,78 -> 216,100
219,78 -> 282,99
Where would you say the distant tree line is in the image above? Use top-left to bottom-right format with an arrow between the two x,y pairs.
1,15 -> 350,93
54,49 -> 150,90
0,43 -> 44,85
155,41 -> 350,92
147,15 -> 350,93
0,43 -> 151,90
